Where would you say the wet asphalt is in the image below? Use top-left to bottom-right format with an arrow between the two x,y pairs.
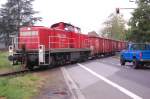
65,57 -> 150,99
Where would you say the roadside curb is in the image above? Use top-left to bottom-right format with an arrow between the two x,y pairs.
61,67 -> 86,99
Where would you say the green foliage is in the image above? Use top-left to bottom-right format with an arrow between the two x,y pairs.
0,74 -> 39,99
0,0 -> 42,46
127,0 -> 150,43
101,13 -> 126,40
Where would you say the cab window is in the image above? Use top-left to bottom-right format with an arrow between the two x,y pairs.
20,31 -> 38,36
131,44 -> 150,50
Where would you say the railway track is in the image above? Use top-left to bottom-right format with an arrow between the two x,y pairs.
0,69 -> 30,77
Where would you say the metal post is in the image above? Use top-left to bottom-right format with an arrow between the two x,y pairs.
49,36 -> 51,64
68,37 -> 69,48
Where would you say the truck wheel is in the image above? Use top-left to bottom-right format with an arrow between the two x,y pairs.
120,56 -> 125,66
139,62 -> 144,69
132,59 -> 140,69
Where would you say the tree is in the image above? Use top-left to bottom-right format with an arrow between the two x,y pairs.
0,0 -> 42,47
101,13 -> 126,40
128,0 -> 150,43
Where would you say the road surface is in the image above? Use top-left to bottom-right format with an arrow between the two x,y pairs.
62,57 -> 150,99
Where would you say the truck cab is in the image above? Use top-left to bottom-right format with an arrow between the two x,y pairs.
120,43 -> 150,69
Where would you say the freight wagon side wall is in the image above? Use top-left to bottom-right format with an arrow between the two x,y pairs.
110,39 -> 116,53
108,39 -> 112,53
104,38 -> 109,53
95,37 -> 100,54
102,38 -> 105,53
113,40 -> 117,52
99,37 -> 103,54
89,37 -> 100,55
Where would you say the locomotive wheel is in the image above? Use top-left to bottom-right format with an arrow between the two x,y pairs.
49,56 -> 56,67
25,61 -> 34,70
28,65 -> 34,70
60,59 -> 65,66
24,56 -> 34,70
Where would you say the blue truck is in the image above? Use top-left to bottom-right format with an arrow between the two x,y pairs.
120,43 -> 150,69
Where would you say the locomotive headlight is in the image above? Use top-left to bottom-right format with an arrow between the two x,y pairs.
8,45 -> 14,61
9,45 -> 13,56
27,27 -> 31,30
39,46 -> 42,51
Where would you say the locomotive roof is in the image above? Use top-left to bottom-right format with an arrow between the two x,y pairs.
20,26 -> 51,31
50,22 -> 81,30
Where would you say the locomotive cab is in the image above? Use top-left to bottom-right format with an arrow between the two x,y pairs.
19,28 -> 39,50
9,26 -> 45,69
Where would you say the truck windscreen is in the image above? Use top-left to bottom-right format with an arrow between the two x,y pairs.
131,44 -> 150,50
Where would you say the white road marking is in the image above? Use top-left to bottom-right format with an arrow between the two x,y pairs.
61,67 -> 86,99
77,63 -> 143,99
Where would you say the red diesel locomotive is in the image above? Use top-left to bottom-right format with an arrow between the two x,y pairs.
8,22 -> 127,69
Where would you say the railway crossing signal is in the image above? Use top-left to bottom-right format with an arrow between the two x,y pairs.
116,8 -> 120,14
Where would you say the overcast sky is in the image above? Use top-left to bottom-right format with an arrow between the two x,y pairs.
0,0 -> 137,33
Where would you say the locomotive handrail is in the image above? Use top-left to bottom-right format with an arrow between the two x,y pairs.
16,42 -> 39,43
48,35 -> 90,49
48,36 -> 75,39
48,36 -> 76,49
10,34 -> 90,51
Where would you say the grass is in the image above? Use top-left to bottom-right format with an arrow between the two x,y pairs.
0,74 -> 40,99
0,51 -> 12,68
0,51 -> 42,99
0,51 -> 21,70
